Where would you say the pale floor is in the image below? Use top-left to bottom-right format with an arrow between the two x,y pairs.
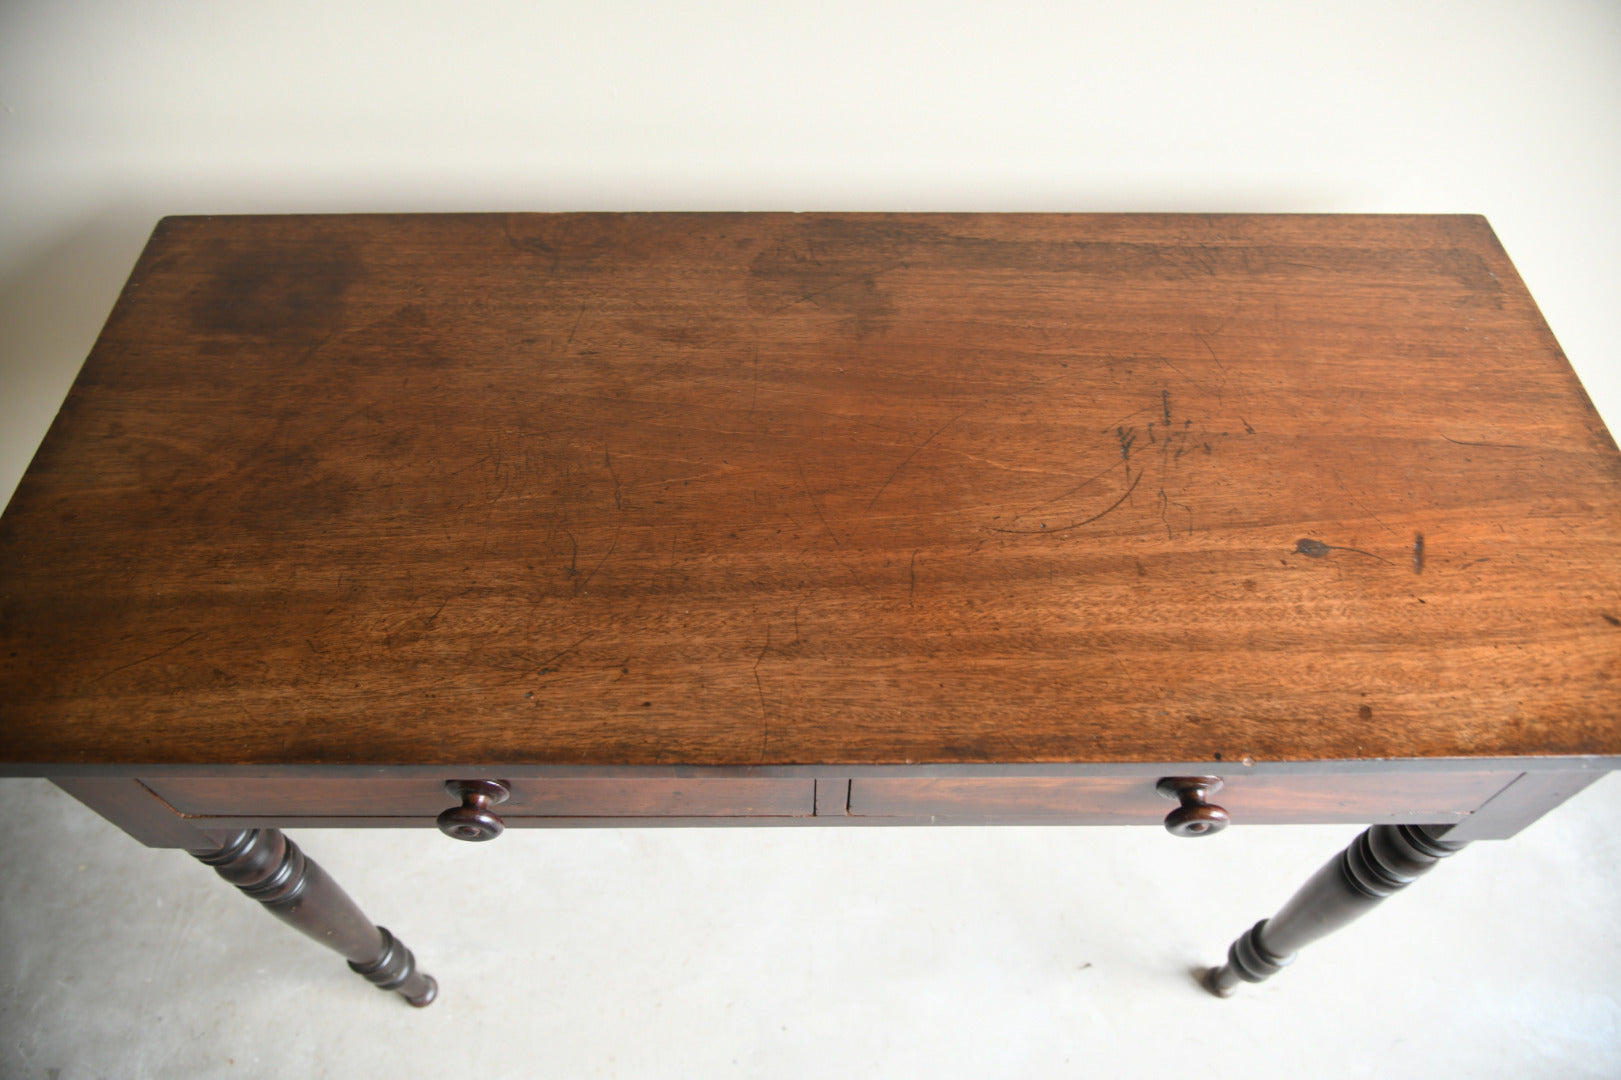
1,775 -> 1618,1079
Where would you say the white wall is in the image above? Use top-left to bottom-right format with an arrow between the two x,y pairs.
3,1 -> 1619,502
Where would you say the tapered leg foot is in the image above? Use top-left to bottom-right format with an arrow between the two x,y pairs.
1202,823 -> 1465,998
192,829 -> 437,1007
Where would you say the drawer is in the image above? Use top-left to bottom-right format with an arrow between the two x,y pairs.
144,777 -> 816,820
847,772 -> 1518,825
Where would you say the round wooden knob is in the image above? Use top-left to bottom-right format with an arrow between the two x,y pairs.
437,780 -> 511,841
1156,776 -> 1230,837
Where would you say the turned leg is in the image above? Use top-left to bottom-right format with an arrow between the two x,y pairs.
191,829 -> 437,1007
1202,823 -> 1466,997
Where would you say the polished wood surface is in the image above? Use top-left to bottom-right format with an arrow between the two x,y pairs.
193,828 -> 437,1006
2,213 -> 1618,768
146,776 -> 817,817
1202,823 -> 1466,997
844,772 -> 1511,823
126,771 -> 1511,828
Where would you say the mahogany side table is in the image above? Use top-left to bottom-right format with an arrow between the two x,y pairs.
2,213 -> 1616,1005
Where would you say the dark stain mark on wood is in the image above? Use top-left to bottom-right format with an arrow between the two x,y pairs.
1603,613 -> 1621,627
1157,487 -> 1193,539
1295,538 -> 1391,564
1413,533 -> 1425,574
1162,390 -> 1172,424
189,243 -> 361,342
1359,705 -> 1374,721
1241,417 -> 1255,434
746,224 -> 905,334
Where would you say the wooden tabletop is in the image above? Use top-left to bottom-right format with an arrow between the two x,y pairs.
1,213 -> 1618,769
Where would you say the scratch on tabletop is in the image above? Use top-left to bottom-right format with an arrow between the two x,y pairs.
1194,332 -> 1229,375
529,632 -> 595,678
991,469 -> 1143,534
1101,404 -> 1156,432
796,462 -> 842,546
90,631 -> 204,683
1441,434 -> 1530,450
866,407 -> 972,512
576,519 -> 623,594
1021,459 -> 1125,516
1330,469 -> 1395,535
424,588 -> 475,628
748,346 -> 759,418
604,447 -> 623,510
755,625 -> 773,757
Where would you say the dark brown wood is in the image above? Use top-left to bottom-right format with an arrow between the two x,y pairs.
144,775 -> 817,818
1442,770 -> 1608,841
813,777 -> 851,816
1156,776 -> 1229,836
193,828 -> 437,1006
844,771 -> 1515,824
1,214 -> 1617,771
1202,823 -> 1465,997
3,214 -> 1618,1006
436,778 -> 510,840
50,777 -> 221,848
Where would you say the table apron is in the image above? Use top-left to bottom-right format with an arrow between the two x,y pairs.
51,770 -> 1529,845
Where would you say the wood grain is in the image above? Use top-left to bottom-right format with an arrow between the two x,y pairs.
145,776 -> 815,817
845,772 -> 1514,824
2,214 -> 1618,768
50,777 -> 221,847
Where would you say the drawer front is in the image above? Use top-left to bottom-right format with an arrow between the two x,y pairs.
847,772 -> 1518,825
144,777 -> 816,820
